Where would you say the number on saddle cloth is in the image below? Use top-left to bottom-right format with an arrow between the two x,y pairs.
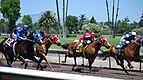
5,38 -> 15,47
76,42 -> 83,52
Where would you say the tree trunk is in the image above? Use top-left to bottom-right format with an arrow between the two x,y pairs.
63,0 -> 65,38
56,0 -> 61,37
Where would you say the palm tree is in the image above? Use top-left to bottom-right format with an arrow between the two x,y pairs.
38,11 -> 57,33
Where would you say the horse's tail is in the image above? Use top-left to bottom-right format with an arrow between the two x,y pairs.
61,43 -> 70,49
0,38 -> 8,52
98,50 -> 111,60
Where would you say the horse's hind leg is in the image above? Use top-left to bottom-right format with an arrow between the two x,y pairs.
73,56 -> 77,67
62,53 -> 67,63
119,59 -> 129,75
4,53 -> 13,67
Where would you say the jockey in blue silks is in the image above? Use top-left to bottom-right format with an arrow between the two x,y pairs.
33,31 -> 43,43
11,25 -> 29,41
116,32 -> 136,55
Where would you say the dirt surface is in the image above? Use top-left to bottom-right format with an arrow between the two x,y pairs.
0,58 -> 143,80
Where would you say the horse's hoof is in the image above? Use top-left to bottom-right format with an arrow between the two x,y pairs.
73,65 -> 76,67
81,64 -> 84,66
61,61 -> 66,63
129,66 -> 134,69
72,67 -> 82,72
7,65 -> 14,68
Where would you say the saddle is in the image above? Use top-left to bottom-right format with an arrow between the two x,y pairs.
115,44 -> 125,56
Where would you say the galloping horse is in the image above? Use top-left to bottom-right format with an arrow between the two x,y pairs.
0,32 -> 43,69
61,37 -> 110,71
98,37 -> 143,75
36,34 -> 61,70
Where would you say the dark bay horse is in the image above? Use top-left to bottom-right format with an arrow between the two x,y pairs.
98,37 -> 143,75
61,37 -> 110,71
0,32 -> 43,69
36,34 -> 61,70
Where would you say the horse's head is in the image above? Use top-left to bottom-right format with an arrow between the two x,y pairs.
135,37 -> 143,46
99,37 -> 110,49
47,34 -> 61,46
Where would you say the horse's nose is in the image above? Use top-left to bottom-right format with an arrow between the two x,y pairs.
57,42 -> 61,46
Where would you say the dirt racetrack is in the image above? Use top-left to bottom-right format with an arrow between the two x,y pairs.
0,57 -> 143,80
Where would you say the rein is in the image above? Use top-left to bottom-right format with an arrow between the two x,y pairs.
47,38 -> 52,44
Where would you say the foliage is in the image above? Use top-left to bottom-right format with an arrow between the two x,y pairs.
0,0 -> 20,32
0,19 -> 8,33
22,15 -> 33,29
82,23 -> 102,33
38,11 -> 57,33
66,15 -> 79,34
66,34 -> 77,38
132,27 -> 143,35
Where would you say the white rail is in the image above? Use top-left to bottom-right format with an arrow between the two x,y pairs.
0,66 -> 121,80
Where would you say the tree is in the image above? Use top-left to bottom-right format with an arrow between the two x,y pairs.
22,15 -> 33,29
90,16 -> 96,24
38,11 -> 57,33
79,14 -> 87,30
0,0 -> 20,32
139,13 -> 143,27
66,15 -> 78,34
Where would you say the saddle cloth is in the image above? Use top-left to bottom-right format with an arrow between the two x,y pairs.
5,38 -> 15,47
76,42 -> 88,53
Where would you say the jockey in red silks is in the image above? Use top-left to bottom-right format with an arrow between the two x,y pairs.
77,32 -> 96,52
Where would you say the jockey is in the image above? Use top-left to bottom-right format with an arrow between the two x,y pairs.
11,25 -> 29,41
118,32 -> 136,55
38,30 -> 47,38
90,32 -> 97,42
79,32 -> 92,47
76,32 -> 96,52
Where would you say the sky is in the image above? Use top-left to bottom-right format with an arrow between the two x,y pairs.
1,0 -> 143,23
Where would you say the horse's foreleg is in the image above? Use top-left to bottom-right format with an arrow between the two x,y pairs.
41,54 -> 53,70
36,58 -> 43,70
88,58 -> 95,71
18,56 -> 28,69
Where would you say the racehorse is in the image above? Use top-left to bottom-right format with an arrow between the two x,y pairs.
0,31 -> 43,69
61,37 -> 110,71
36,34 -> 61,70
98,37 -> 143,75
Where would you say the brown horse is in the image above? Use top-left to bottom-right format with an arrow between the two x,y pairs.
61,37 -> 110,71
36,34 -> 61,70
98,37 -> 143,75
